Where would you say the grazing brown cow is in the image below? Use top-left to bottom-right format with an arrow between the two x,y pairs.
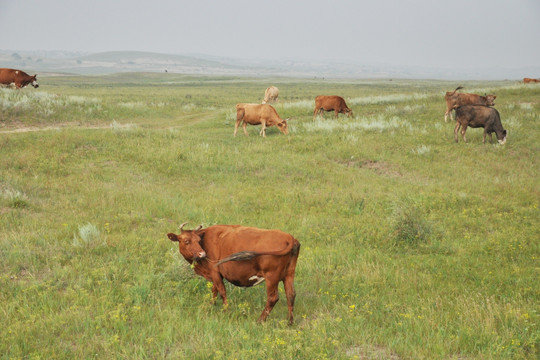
444,86 -> 496,122
0,68 -> 39,89
454,105 -> 507,144
523,77 -> 540,83
167,223 -> 301,324
262,86 -> 279,104
313,95 -> 352,119
235,103 -> 289,137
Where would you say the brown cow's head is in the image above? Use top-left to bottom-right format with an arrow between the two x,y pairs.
344,108 -> 353,117
167,223 -> 205,263
277,119 -> 289,135
31,75 -> 39,88
485,94 -> 496,106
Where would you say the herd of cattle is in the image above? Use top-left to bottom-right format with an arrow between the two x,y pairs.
3,67 -> 537,323
238,83 -> 509,145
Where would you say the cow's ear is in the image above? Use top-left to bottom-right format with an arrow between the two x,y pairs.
195,227 -> 205,237
167,233 -> 179,242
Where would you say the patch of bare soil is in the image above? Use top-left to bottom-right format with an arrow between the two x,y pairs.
0,123 -> 129,134
346,345 -> 401,359
337,158 -> 402,178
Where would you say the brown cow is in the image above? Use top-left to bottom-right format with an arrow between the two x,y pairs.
444,86 -> 496,122
523,78 -> 540,83
313,95 -> 352,119
235,103 -> 289,137
262,86 -> 279,104
0,68 -> 39,89
167,223 -> 301,324
454,105 -> 507,144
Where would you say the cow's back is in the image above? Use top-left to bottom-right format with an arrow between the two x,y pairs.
455,105 -> 498,127
316,95 -> 345,108
203,225 -> 293,254
237,103 -> 279,124
263,86 -> 279,103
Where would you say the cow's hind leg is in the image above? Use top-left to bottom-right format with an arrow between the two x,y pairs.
445,105 -> 454,122
234,114 -> 243,137
258,275 -> 280,323
283,253 -> 299,325
313,107 -> 319,120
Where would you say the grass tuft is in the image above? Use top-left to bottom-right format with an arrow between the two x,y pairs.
72,223 -> 105,248
392,202 -> 434,247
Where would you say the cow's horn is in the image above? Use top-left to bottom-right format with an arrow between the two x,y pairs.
195,224 -> 203,231
179,222 -> 189,231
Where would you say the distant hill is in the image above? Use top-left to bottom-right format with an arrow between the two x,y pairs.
1,50 -> 537,80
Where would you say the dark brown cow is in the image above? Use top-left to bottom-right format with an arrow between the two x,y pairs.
454,105 -> 507,144
523,77 -> 540,83
444,87 -> 496,122
262,86 -> 279,104
0,68 -> 39,89
313,95 -> 352,119
235,103 -> 289,137
167,223 -> 301,324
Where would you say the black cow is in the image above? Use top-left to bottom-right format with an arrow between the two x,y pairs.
454,105 -> 507,144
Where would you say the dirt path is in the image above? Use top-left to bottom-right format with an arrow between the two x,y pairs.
0,124 -> 122,134
0,111 -> 220,134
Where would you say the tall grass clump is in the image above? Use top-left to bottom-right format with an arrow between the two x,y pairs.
391,202 -> 434,247
72,223 -> 105,248
413,144 -> 431,155
0,185 -> 29,209
305,114 -> 411,133
348,92 -> 428,106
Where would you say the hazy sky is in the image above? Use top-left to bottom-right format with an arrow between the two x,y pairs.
1,0 -> 540,70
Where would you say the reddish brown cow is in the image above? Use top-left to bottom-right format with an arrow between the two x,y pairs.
523,77 -> 540,83
454,105 -> 507,144
0,68 -> 39,89
313,95 -> 352,119
167,223 -> 301,324
262,86 -> 279,104
235,103 -> 289,137
444,86 -> 496,122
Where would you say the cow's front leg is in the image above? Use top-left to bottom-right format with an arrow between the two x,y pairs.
454,122 -> 461,142
210,284 -> 219,305
211,274 -> 228,307
460,125 -> 468,143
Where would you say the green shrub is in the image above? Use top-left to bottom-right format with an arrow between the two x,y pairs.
392,203 -> 433,247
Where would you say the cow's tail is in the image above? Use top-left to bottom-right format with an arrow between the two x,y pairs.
449,86 -> 464,96
216,239 -> 300,266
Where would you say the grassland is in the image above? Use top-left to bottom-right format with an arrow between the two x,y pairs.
1,74 -> 538,359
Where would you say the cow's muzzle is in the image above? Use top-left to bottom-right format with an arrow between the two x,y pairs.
195,251 -> 207,260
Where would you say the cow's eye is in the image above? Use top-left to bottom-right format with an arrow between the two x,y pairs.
184,240 -> 190,245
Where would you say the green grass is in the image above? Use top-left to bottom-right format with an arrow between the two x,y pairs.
1,75 -> 539,359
